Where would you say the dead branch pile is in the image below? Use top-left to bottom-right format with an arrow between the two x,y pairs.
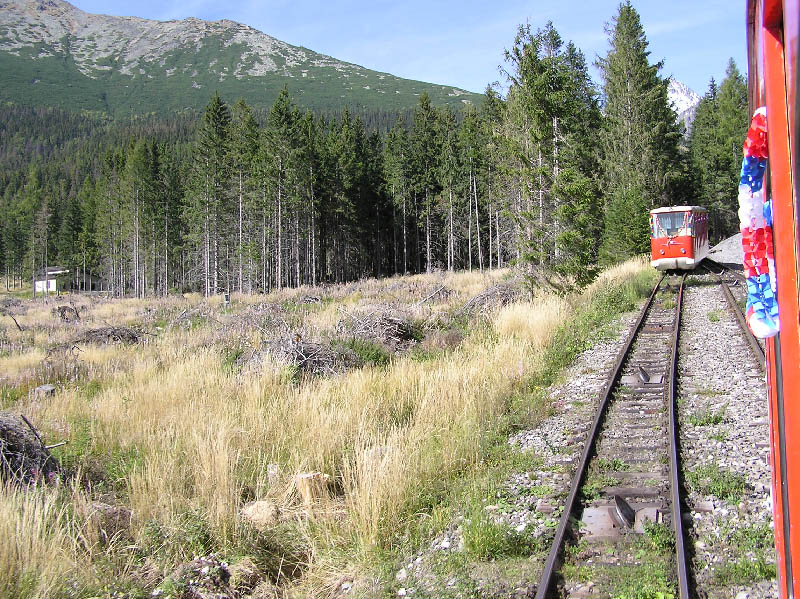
73,326 -> 140,345
459,283 -> 519,316
257,336 -> 358,376
224,302 -> 290,339
168,305 -> 219,330
271,338 -> 337,376
53,305 -> 81,323
0,411 -> 58,485
0,298 -> 22,311
336,305 -> 418,348
413,285 -> 453,306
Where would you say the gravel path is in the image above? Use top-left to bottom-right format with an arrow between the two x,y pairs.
678,275 -> 776,598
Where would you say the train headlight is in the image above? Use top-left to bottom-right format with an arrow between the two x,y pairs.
681,248 -> 686,254
660,250 -> 665,255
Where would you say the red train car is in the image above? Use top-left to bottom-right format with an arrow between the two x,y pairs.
649,206 -> 709,270
747,0 -> 800,595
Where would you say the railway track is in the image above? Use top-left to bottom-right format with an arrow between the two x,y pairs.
535,273 -> 690,598
703,258 -> 766,372
533,263 -> 767,598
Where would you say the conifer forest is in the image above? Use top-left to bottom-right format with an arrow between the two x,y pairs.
0,3 -> 747,296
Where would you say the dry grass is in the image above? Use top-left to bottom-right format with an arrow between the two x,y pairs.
0,260 -> 651,597
0,485 -> 82,598
494,297 -> 569,345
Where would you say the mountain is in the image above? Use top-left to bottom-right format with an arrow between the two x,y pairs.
0,0 -> 482,117
667,77 -> 701,132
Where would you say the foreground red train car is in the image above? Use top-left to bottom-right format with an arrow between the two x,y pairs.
649,206 -> 709,270
747,0 -> 800,595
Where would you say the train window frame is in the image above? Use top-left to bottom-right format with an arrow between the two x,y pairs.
652,211 -> 691,238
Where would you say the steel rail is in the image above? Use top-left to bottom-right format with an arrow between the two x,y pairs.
705,257 -> 746,282
669,273 -> 690,599
702,262 -> 766,372
533,273 -> 666,599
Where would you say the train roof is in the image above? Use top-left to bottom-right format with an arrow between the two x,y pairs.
650,206 -> 707,214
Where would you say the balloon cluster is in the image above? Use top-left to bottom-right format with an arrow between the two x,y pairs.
738,107 -> 779,338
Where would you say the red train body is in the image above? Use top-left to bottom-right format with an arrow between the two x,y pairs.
649,206 -> 709,270
747,0 -> 800,595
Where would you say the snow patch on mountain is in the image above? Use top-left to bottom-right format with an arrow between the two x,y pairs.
668,77 -> 701,132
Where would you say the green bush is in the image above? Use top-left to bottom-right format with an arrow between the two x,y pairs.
338,338 -> 391,367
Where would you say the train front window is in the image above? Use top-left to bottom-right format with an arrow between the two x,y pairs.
653,212 -> 690,237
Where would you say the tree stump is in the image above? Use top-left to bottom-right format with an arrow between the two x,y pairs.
295,472 -> 329,506
33,384 -> 56,400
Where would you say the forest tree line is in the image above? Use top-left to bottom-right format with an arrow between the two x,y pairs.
0,2 -> 748,296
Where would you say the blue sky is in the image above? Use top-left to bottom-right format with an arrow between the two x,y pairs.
70,0 -> 745,96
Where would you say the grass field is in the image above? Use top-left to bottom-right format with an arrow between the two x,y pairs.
0,259 -> 656,598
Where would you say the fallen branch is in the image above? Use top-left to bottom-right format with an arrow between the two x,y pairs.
414,285 -> 446,307
7,314 -> 22,332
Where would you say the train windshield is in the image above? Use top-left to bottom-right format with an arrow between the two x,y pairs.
652,212 -> 691,238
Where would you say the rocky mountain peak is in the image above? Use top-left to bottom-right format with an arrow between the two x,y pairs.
668,77 -> 701,133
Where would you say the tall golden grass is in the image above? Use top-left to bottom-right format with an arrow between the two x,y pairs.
0,261 -> 650,596
0,486 -> 80,599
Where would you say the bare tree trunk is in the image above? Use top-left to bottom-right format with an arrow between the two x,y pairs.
474,172 -> 483,272
553,116 -> 560,261
310,166 -> 316,287
516,188 -> 522,263
204,169 -> 211,298
425,190 -> 431,274
238,171 -> 243,292
496,207 -> 502,268
276,165 -> 282,291
448,187 -> 453,272
134,187 -> 139,298
164,194 -> 169,296
295,210 -> 300,288
261,195 -> 267,291
468,172 -> 473,271
213,201 -> 219,296
402,194 -> 407,274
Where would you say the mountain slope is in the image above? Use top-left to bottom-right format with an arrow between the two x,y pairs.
0,0 -> 481,116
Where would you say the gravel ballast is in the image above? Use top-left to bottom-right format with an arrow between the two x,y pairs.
678,275 -> 776,598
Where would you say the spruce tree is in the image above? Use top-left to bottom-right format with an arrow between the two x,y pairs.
410,92 -> 441,272
501,21 -> 602,279
186,92 -> 231,296
384,116 -> 411,273
597,1 -> 684,263
230,99 -> 259,292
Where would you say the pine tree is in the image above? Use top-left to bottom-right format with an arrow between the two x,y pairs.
501,21 -> 602,279
230,99 -> 259,292
689,60 -> 748,241
597,1 -> 684,263
186,92 -> 231,296
410,92 -> 442,272
384,116 -> 411,273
